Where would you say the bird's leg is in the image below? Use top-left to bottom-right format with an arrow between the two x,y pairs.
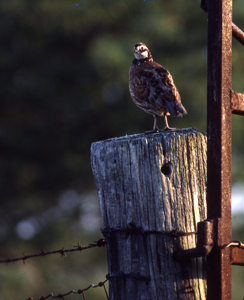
144,115 -> 159,134
153,115 -> 159,132
164,114 -> 170,129
161,114 -> 175,131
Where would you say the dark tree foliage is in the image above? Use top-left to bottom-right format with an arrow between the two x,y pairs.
0,0 -> 244,299
0,0 -> 209,212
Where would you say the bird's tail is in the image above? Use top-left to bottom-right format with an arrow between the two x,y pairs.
167,102 -> 187,117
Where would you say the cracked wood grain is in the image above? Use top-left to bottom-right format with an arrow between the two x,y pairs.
91,128 -> 207,300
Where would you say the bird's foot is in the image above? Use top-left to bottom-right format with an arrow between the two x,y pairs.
144,128 -> 160,134
161,126 -> 176,131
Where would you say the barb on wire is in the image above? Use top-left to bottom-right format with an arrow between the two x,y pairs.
0,239 -> 106,265
221,239 -> 244,249
26,277 -> 109,300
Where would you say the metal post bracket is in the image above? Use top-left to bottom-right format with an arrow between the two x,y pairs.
173,219 -> 218,261
231,90 -> 244,115
231,246 -> 244,266
174,218 -> 244,267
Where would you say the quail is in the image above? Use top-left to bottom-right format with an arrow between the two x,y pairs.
129,43 -> 187,132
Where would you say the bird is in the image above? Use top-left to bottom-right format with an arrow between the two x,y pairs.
129,43 -> 187,133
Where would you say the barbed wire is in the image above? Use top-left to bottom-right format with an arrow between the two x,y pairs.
102,226 -> 196,237
26,277 -> 109,300
0,239 -> 106,264
107,272 -> 150,284
24,269 -> 151,299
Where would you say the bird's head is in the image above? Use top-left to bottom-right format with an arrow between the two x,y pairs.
133,43 -> 152,60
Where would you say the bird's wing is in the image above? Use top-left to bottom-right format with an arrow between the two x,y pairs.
153,67 -> 181,103
133,67 -> 178,102
129,64 -> 187,116
153,67 -> 187,116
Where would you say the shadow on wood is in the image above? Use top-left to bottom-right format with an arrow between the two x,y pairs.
91,127 -> 207,300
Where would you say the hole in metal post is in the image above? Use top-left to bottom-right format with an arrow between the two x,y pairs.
161,163 -> 171,176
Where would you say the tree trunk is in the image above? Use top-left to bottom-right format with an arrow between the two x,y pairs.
91,128 -> 207,300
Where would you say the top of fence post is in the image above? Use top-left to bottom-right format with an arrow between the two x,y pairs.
91,128 -> 207,300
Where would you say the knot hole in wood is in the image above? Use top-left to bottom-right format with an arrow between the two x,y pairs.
161,162 -> 171,176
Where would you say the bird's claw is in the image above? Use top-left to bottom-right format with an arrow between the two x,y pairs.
160,127 -> 176,131
144,128 -> 160,134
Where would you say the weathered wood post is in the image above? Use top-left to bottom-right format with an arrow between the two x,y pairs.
91,128 -> 207,300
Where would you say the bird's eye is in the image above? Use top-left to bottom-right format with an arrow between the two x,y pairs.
140,47 -> 146,52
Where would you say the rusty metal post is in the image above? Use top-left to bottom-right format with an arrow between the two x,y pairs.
206,0 -> 232,299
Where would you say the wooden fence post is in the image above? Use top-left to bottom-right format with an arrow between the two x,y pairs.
91,128 -> 207,300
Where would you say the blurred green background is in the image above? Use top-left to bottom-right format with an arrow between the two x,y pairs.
0,0 -> 244,299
